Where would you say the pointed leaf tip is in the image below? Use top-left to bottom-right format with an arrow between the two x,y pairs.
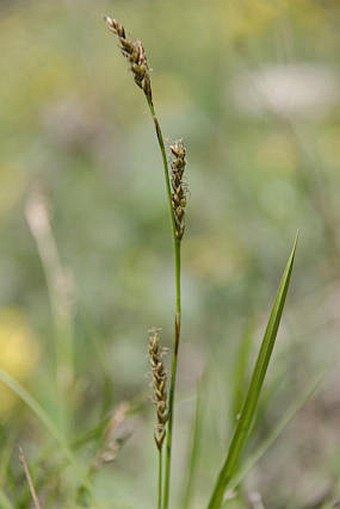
207,237 -> 297,509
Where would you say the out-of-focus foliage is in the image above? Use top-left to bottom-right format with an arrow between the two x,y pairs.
0,0 -> 340,507
0,308 -> 39,416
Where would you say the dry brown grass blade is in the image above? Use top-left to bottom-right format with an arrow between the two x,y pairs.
18,446 -> 43,509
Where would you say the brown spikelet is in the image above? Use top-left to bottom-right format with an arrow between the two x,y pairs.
148,328 -> 168,450
170,140 -> 187,241
105,16 -> 152,103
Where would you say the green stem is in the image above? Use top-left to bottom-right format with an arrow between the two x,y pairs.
158,449 -> 163,509
146,98 -> 177,243
164,242 -> 181,509
145,97 -> 182,509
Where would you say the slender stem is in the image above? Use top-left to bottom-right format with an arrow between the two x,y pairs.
146,98 -> 177,243
145,96 -> 182,509
163,241 -> 181,509
158,450 -> 163,509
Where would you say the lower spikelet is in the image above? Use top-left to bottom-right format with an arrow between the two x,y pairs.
170,140 -> 187,241
148,328 -> 168,450
105,16 -> 152,103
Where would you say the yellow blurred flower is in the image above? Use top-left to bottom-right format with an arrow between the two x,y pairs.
0,308 -> 40,417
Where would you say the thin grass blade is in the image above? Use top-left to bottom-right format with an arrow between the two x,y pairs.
0,369 -> 93,499
231,319 -> 254,420
227,371 -> 324,497
207,236 -> 298,509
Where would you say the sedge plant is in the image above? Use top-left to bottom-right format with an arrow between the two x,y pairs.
0,14 -> 299,509
105,16 -> 297,509
105,16 -> 187,509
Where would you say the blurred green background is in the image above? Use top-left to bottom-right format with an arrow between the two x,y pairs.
0,0 -> 340,507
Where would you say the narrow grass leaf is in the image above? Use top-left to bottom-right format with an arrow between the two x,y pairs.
231,319 -> 254,420
207,236 -> 297,509
0,369 -> 94,500
226,371 -> 324,497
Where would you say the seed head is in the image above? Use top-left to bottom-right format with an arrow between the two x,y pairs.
148,328 -> 168,450
170,140 -> 187,241
105,16 -> 152,103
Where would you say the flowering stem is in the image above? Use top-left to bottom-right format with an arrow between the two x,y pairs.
146,98 -> 177,243
105,19 -> 183,506
146,97 -> 182,509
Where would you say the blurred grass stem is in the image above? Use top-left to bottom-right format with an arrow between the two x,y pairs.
18,447 -> 42,509
26,190 -> 74,435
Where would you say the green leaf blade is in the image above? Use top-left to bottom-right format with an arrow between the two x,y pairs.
0,370 -> 93,499
207,236 -> 298,509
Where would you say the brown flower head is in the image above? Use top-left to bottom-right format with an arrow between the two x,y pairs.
170,140 -> 187,241
105,16 -> 152,103
148,328 -> 168,450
